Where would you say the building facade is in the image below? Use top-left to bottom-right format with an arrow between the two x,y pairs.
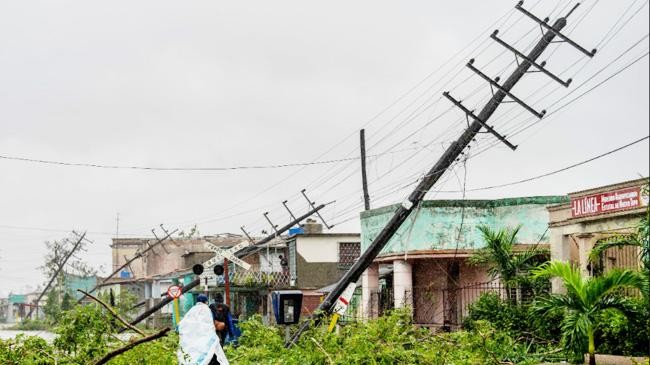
548,178 -> 648,292
285,220 -> 361,315
360,196 -> 567,328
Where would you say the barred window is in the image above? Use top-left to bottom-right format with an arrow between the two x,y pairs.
338,242 -> 361,270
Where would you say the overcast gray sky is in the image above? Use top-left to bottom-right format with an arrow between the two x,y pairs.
1,0 -> 648,296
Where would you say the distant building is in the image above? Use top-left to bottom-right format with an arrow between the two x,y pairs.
111,234 -> 246,279
107,223 -> 362,327
360,196 -> 567,328
4,292 -> 45,323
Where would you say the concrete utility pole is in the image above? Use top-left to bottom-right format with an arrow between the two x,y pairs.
80,228 -> 178,301
26,231 -> 88,319
127,203 -> 330,329
287,1 -> 595,346
360,129 -> 371,211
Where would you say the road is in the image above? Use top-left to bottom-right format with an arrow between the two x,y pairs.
0,329 -> 56,341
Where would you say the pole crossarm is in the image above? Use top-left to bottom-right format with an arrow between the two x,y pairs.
240,226 -> 256,244
301,189 -> 334,229
466,60 -> 546,119
282,200 -> 298,222
515,1 -> 597,57
491,31 -> 572,87
80,228 -> 178,302
443,92 -> 517,151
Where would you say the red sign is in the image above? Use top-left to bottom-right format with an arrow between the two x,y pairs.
167,285 -> 183,299
571,187 -> 643,218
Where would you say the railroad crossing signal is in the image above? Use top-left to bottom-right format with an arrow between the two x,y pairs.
192,240 -> 252,277
202,240 -> 251,271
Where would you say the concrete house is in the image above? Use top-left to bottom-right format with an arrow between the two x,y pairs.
285,219 -> 361,315
360,196 -> 567,328
548,177 -> 648,292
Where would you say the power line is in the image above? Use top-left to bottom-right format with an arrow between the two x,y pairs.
439,135 -> 649,193
0,148 -> 417,172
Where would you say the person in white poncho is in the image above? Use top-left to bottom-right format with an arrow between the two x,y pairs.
178,294 -> 229,365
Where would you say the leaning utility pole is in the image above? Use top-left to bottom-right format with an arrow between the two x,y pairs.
288,1 -> 595,346
80,227 -> 178,302
126,202 -> 330,329
27,231 -> 88,319
360,129 -> 371,211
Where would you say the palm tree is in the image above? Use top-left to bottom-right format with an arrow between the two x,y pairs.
469,225 -> 548,298
532,261 -> 644,365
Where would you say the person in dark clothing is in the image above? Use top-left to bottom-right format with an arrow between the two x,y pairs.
209,301 -> 232,345
279,254 -> 289,274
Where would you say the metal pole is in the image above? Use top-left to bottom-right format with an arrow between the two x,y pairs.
287,14 -> 569,347
224,258 -> 231,307
360,129 -> 371,211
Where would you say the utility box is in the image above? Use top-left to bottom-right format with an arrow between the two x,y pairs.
271,290 -> 303,325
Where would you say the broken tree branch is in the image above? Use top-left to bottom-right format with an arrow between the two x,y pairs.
94,327 -> 171,365
77,289 -> 145,336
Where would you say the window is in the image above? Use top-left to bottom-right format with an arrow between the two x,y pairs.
260,251 -> 283,273
338,242 -> 361,270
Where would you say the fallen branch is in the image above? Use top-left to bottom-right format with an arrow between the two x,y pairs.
310,337 -> 334,365
94,327 -> 171,365
476,327 -> 513,365
77,289 -> 145,336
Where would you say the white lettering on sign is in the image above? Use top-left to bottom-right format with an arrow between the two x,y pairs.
202,241 -> 252,271
571,187 -> 643,218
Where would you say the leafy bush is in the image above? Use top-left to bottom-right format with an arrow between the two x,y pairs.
104,332 -> 180,365
225,309 -> 540,365
595,297 -> 650,356
0,335 -> 54,365
0,303 -> 177,364
463,292 -> 561,342
463,292 -> 565,361
54,304 -> 114,362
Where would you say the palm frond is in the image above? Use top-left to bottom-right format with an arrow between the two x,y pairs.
474,225 -> 527,282
584,269 -> 645,304
532,294 -> 578,317
593,294 -> 635,314
588,234 -> 640,263
532,261 -> 585,303
560,311 -> 591,357
511,246 -> 549,269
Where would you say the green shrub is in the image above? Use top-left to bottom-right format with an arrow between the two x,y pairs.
0,335 -> 55,365
595,297 -> 650,356
463,292 -> 564,360
226,309 -> 539,365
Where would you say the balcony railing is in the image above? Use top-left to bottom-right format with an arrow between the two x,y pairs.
228,271 -> 291,288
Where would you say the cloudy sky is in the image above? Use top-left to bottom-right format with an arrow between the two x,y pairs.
1,0 -> 648,296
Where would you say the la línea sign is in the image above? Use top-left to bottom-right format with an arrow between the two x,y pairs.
571,186 -> 643,218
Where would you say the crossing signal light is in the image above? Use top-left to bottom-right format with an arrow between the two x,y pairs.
192,264 -> 204,275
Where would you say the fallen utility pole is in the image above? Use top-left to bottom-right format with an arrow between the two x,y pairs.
79,228 -> 178,303
27,231 -> 88,319
287,1 -> 594,346
126,203 -> 329,329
